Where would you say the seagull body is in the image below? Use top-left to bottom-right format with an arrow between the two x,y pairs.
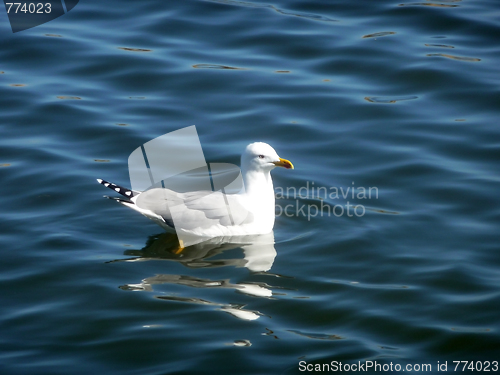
97,142 -> 293,239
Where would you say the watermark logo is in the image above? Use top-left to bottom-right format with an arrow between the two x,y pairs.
3,0 -> 79,33
128,126 -> 247,247
275,181 -> 378,220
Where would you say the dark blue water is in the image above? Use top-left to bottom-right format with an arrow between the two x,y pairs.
1,0 -> 499,374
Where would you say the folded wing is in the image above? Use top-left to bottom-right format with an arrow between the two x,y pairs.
135,188 -> 253,232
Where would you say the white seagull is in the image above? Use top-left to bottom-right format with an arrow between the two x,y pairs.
97,142 -> 293,240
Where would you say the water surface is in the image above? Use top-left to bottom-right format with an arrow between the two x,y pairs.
0,0 -> 499,374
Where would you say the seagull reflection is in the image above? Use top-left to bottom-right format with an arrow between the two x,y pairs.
155,295 -> 262,321
121,274 -> 274,298
113,231 -> 277,272
114,232 -> 281,320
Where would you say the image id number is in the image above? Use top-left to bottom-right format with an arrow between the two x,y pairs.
453,361 -> 499,371
5,3 -> 52,13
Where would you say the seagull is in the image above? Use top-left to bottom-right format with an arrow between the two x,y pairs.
97,142 -> 293,241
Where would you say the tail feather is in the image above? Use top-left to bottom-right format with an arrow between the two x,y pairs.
97,178 -> 137,199
97,178 -> 174,231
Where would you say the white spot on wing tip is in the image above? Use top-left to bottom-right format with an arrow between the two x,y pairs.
115,188 -> 121,192
97,179 -> 102,183
104,183 -> 110,187
125,191 -> 132,196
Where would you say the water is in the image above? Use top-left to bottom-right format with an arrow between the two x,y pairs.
1,0 -> 499,374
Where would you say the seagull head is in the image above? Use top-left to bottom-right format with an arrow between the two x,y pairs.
241,142 -> 294,172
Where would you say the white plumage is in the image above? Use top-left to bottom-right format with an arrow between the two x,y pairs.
97,142 -> 293,240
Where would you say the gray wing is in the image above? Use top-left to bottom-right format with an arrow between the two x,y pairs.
135,188 -> 253,231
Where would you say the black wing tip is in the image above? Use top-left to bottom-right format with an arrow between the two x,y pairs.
97,178 -> 136,198
97,178 -> 109,186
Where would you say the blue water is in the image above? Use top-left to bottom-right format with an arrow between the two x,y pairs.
1,0 -> 499,374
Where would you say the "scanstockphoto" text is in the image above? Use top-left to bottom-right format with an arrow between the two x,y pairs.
275,181 -> 378,219
298,360 -> 498,372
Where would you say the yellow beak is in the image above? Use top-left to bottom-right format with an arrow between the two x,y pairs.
273,158 -> 294,169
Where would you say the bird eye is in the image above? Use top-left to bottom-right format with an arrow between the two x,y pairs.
258,155 -> 265,159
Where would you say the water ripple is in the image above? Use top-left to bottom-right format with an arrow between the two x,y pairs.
204,0 -> 339,23
118,47 -> 152,52
288,330 -> 343,341
57,96 -> 82,100
364,95 -> 419,104
426,53 -> 481,62
425,43 -> 455,48
192,63 -> 246,70
362,31 -> 396,39
399,2 -> 460,7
